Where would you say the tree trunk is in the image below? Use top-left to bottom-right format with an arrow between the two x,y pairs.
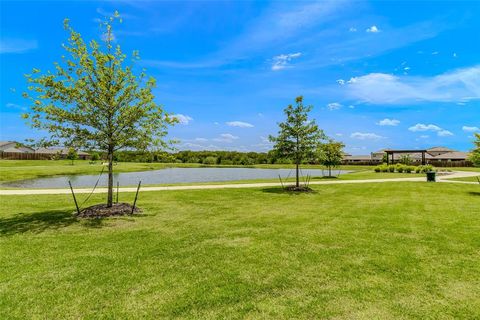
329,166 -> 331,177
296,162 -> 299,188
107,151 -> 113,207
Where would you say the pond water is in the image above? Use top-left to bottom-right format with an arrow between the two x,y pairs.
4,167 -> 349,189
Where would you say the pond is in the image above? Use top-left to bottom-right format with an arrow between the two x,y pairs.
4,167 -> 350,189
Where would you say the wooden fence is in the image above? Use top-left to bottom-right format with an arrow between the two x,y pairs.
0,152 -> 90,160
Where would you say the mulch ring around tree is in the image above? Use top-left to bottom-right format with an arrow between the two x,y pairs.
77,203 -> 141,218
284,185 -> 314,192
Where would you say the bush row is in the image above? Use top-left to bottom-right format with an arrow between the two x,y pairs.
374,164 -> 434,173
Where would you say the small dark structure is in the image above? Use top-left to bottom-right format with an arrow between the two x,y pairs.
385,149 -> 428,165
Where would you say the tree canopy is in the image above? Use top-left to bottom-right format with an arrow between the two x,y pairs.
23,12 -> 176,206
269,96 -> 325,187
469,133 -> 480,167
317,140 -> 345,177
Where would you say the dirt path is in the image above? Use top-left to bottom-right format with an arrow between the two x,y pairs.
1,171 -> 478,196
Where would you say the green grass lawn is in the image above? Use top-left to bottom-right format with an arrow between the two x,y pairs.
446,176 -> 480,183
1,182 -> 479,319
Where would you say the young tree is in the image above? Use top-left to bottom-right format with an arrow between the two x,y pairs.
269,96 -> 325,188
23,13 -> 176,207
90,152 -> 100,162
469,133 -> 480,166
318,140 -> 345,177
66,147 -> 78,165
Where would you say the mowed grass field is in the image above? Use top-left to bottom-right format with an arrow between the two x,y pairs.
1,182 -> 479,319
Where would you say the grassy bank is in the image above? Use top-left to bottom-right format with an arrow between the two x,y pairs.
1,182 -> 479,318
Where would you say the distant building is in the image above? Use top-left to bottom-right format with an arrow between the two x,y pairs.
343,146 -> 470,166
0,141 -> 90,160
0,141 -> 35,153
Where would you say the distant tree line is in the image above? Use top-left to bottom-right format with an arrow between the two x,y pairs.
93,149 -> 332,165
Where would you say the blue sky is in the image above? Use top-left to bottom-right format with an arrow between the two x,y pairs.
1,0 -> 479,154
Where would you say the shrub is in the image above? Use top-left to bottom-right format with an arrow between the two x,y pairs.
221,159 -> 233,165
415,166 -> 421,173
396,164 -> 405,173
404,166 -> 414,173
374,166 -> 381,173
388,165 -> 395,172
203,156 -> 217,165
90,152 -> 100,162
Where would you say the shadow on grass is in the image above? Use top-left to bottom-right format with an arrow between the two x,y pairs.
261,187 -> 318,195
0,207 -> 126,236
468,191 -> 480,197
0,209 -> 78,236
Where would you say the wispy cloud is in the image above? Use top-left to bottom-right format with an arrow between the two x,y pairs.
350,132 -> 384,140
366,25 -> 380,33
4,103 -> 27,111
226,121 -> 254,128
0,38 -> 38,54
377,118 -> 400,126
142,1 -> 348,70
172,114 -> 193,125
213,133 -> 239,143
327,102 -> 342,110
271,52 -> 302,71
344,65 -> 480,104
408,124 -> 442,132
408,123 -> 454,137
438,130 -> 453,137
462,126 -> 479,132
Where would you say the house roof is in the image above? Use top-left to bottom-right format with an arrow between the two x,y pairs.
432,151 -> 469,160
344,155 -> 373,160
372,149 -> 391,153
427,146 -> 455,152
0,141 -> 14,147
2,147 -> 25,153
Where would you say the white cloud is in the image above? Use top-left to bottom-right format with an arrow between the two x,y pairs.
336,79 -> 345,85
366,25 -> 380,33
377,118 -> 400,126
408,123 -> 442,132
327,102 -> 342,110
226,121 -> 254,128
194,137 -> 208,142
438,130 -> 453,137
409,123 -> 454,137
0,38 -> 38,54
213,133 -> 239,143
350,132 -> 384,140
349,27 -> 357,32
271,52 -> 302,71
419,135 -> 430,139
172,114 -> 193,125
5,103 -> 27,111
462,126 -> 479,132
344,65 -> 480,104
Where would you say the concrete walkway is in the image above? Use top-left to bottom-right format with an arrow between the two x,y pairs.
1,170 -> 478,196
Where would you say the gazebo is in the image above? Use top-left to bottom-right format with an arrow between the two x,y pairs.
385,149 -> 427,165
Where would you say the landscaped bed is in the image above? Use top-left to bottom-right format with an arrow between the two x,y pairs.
1,182 -> 479,318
